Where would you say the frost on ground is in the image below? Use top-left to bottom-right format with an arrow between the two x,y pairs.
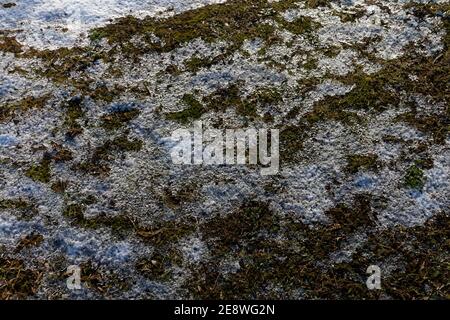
0,0 -> 227,49
0,0 -> 449,299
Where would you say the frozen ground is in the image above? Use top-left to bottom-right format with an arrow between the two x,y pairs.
0,0 -> 226,49
0,0 -> 449,299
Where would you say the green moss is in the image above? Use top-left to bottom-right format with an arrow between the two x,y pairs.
397,112 -> 449,145
166,94 -> 205,123
372,30 -> 449,144
184,56 -> 212,73
285,25 -> 449,163
279,124 -> 307,163
89,30 -> 109,42
346,154 -> 380,174
106,135 -> 143,152
63,96 -> 85,138
80,0 -> 321,65
21,48 -> 120,106
204,84 -> 243,112
72,161 -> 111,176
303,57 -> 318,70
1,95 -> 50,123
0,198 -> 32,211
0,198 -> 38,220
202,84 -> 281,119
26,157 -> 51,184
278,16 -> 321,35
307,98 -> 361,123
404,165 -> 425,190
314,37 -> 446,119
90,0 -> 280,53
27,47 -> 99,84
240,88 -> 272,118
280,103 -> 360,163
101,109 -> 141,130
62,203 -> 85,221
251,87 -> 283,107
326,73 -> 396,112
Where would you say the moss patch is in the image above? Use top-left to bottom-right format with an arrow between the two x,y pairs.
90,0 -> 280,53
136,218 -> 196,246
185,196 -> 448,299
62,203 -> 135,236
25,156 -> 51,184
404,164 -> 425,190
333,8 -> 366,23
278,16 -> 321,35
0,198 -> 38,220
77,261 -> 130,295
166,94 -> 205,123
184,56 -> 214,73
101,108 -> 141,130
63,96 -> 85,138
15,233 -> 44,253
0,35 -> 22,55
50,143 -> 73,162
279,124 -> 308,163
73,134 -> 143,176
1,95 -> 50,123
346,154 -> 380,174
50,180 -> 68,193
185,197 -> 376,299
136,249 -> 183,281
0,257 -> 42,299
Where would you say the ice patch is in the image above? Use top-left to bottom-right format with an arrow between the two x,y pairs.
0,134 -> 18,147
